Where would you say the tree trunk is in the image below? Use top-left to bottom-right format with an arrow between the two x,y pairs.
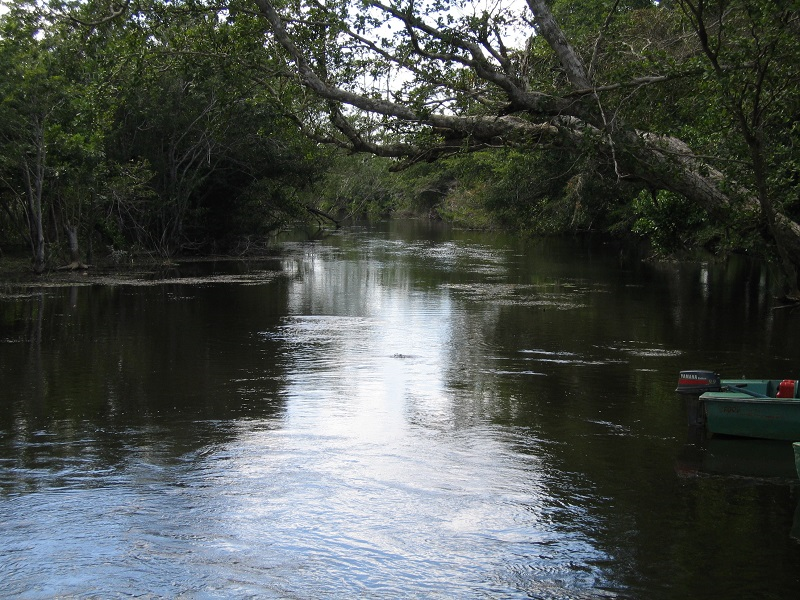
526,0 -> 593,89
65,222 -> 83,266
22,119 -> 47,274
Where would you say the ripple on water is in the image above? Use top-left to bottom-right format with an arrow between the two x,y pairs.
518,349 -> 626,366
600,341 -> 684,358
442,282 -> 590,309
0,421 -> 618,598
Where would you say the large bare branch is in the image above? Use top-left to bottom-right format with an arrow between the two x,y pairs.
66,0 -> 132,27
525,0 -> 592,89
251,0 -> 800,272
252,0 -> 566,138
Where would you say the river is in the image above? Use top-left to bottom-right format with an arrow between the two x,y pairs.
2,221 -> 800,598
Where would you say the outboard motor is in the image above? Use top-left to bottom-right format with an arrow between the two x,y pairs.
675,370 -> 722,396
677,370 -> 721,428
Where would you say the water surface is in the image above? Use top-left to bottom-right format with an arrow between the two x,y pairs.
2,222 -> 800,598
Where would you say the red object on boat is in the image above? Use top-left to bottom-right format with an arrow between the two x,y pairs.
777,380 -> 796,398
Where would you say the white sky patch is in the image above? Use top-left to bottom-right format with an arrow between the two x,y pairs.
342,0 -> 533,103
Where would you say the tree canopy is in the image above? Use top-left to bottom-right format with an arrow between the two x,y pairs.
1,0 -> 798,293
0,0 -> 329,269
249,0 -> 799,289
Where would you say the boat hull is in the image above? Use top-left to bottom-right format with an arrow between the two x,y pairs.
702,392 -> 800,440
794,442 -> 800,479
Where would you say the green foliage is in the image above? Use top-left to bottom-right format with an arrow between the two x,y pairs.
309,154 -> 413,219
628,189 -> 709,255
0,0 -> 330,265
2,0 -> 799,269
423,148 -> 636,235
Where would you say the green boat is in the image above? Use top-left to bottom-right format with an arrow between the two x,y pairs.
677,370 -> 800,440
794,442 -> 800,479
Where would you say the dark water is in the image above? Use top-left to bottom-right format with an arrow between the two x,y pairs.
2,221 -> 800,599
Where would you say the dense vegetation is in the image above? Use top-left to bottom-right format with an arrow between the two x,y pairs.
0,0 -> 332,269
1,1 -> 798,290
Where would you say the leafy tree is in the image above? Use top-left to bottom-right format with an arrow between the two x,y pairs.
0,1 -> 61,272
676,0 -> 800,287
240,0 -> 800,294
0,0 -> 329,267
98,1 -> 328,255
7,0 -> 799,289
0,0 -> 145,269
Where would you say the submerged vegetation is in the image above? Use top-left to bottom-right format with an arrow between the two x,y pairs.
0,1 -> 798,286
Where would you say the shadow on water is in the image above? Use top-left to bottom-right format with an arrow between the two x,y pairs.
677,398 -> 800,544
677,432 -> 798,482
0,260 -> 297,496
